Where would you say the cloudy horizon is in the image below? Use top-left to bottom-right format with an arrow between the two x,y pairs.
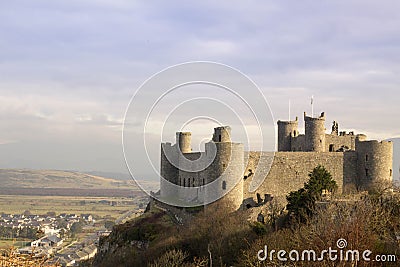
0,1 -> 399,179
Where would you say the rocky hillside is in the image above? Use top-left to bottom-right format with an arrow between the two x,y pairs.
93,193 -> 400,267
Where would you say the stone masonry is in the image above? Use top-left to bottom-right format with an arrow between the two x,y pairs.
159,112 -> 393,210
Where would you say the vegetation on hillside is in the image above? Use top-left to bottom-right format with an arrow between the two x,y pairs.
94,166 -> 400,266
0,247 -> 60,267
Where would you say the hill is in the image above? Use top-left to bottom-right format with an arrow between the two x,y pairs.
0,169 -> 132,189
0,169 -> 159,197
94,194 -> 400,266
83,170 -> 160,192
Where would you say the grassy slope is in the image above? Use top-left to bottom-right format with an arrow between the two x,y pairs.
0,169 -> 138,189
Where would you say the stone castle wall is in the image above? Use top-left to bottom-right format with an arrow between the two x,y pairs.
290,134 -> 357,152
291,135 -> 305,151
160,143 -> 179,199
243,151 -> 358,204
325,134 -> 356,151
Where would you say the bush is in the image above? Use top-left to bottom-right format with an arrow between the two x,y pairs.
286,165 -> 337,223
250,221 -> 269,236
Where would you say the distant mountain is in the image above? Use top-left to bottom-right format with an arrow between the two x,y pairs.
0,169 -> 159,194
83,170 -> 160,191
84,171 -> 132,180
0,169 -> 135,189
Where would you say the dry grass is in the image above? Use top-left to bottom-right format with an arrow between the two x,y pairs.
0,247 -> 60,267
237,194 -> 400,267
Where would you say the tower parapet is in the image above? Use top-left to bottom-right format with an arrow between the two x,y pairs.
277,117 -> 299,151
176,132 -> 192,153
304,112 -> 326,152
212,126 -> 231,143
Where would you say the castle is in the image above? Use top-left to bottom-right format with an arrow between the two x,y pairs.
158,112 -> 393,210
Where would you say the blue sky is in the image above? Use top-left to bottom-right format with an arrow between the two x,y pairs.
0,1 -> 399,178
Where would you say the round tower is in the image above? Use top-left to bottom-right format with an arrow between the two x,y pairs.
277,117 -> 299,151
160,143 -> 179,199
304,112 -> 326,152
356,139 -> 393,191
212,126 -> 231,143
176,132 -> 192,153
201,126 -> 244,211
204,141 -> 244,211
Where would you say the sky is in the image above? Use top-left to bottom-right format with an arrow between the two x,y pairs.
0,1 -> 399,180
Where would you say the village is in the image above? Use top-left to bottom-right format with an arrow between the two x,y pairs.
0,212 -> 111,266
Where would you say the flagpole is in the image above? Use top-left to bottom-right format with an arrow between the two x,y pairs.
289,99 -> 291,121
311,95 -> 314,117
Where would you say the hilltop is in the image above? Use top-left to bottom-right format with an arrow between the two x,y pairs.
0,169 -> 159,197
0,169 -> 131,189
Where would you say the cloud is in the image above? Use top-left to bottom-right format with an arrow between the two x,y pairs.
76,114 -> 123,126
0,1 -> 399,174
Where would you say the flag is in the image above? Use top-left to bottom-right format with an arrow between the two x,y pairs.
311,95 -> 314,105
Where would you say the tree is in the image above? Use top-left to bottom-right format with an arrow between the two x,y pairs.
304,165 -> 337,200
18,227 -> 37,239
23,210 -> 31,216
286,165 -> 337,223
70,222 -> 83,237
56,218 -> 68,229
46,211 -> 56,217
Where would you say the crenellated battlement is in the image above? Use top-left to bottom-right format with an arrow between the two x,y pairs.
160,112 -> 393,210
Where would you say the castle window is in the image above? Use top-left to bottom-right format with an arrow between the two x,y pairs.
365,168 -> 369,177
222,180 -> 227,190
329,144 -> 334,152
183,178 -> 186,187
365,155 -> 368,162
390,169 -> 392,177
219,135 -> 222,142
202,178 -> 205,185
